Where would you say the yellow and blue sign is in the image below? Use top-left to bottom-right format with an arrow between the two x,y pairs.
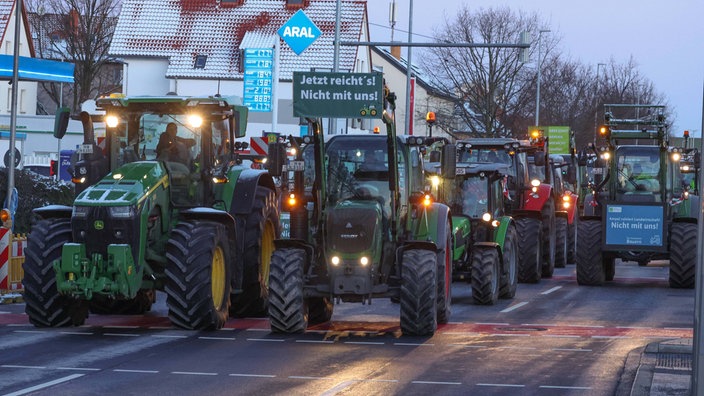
278,10 -> 321,55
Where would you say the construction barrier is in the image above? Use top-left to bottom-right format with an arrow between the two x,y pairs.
0,228 -> 26,302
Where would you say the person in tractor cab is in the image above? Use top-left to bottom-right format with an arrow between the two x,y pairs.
156,122 -> 195,165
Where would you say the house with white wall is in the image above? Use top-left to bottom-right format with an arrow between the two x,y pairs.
110,0 -> 371,138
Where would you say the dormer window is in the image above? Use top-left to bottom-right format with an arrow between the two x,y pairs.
221,0 -> 245,7
286,0 -> 309,9
194,55 -> 207,69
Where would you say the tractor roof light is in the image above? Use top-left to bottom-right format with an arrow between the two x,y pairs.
360,256 -> 369,266
671,152 -> 682,162
425,111 -> 436,125
430,175 -> 440,188
105,115 -> 119,128
530,179 -> 541,187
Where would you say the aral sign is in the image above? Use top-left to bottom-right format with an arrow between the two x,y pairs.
278,10 -> 321,55
293,71 -> 384,118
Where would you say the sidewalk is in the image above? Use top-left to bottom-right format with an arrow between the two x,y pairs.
626,338 -> 692,396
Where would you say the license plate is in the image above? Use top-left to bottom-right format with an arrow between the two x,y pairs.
289,160 -> 305,171
592,168 -> 603,174
456,167 -> 466,175
77,144 -> 93,154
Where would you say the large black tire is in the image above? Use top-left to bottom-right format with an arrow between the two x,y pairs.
400,249 -> 437,336
576,219 -> 605,286
89,289 -> 154,315
669,222 -> 696,288
541,199 -> 556,278
165,221 -> 232,330
604,257 -> 615,282
499,224 -> 518,299
555,216 -> 568,268
567,216 -> 577,264
231,186 -> 279,317
23,218 -> 88,327
436,218 -> 452,324
516,217 -> 542,283
268,248 -> 308,333
471,248 -> 500,305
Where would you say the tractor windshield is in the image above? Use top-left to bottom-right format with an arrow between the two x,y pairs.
450,176 -> 489,218
615,146 -> 661,197
459,148 -> 511,165
326,137 -> 392,215
138,115 -> 204,165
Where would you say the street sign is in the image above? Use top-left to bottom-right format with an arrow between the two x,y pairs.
277,10 -> 321,55
243,48 -> 273,112
603,203 -> 666,252
293,71 -> 384,118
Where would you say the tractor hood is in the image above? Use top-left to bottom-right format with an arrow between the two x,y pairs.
74,161 -> 168,206
326,199 -> 384,254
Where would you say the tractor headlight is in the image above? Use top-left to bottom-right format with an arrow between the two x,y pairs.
360,256 -> 369,266
482,212 -> 492,222
531,179 -> 541,187
109,206 -> 134,218
72,206 -> 90,219
331,256 -> 340,266
430,175 -> 440,187
671,152 -> 681,162
105,115 -> 119,128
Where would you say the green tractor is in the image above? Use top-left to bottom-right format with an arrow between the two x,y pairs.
23,95 -> 280,329
577,104 -> 698,287
267,88 -> 454,336
426,157 -> 519,305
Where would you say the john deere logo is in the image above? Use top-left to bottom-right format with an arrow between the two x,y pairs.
94,220 -> 104,230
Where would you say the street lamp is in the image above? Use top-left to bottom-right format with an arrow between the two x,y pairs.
534,29 -> 550,127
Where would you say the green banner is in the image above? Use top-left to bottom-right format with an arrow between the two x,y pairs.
546,126 -> 570,155
293,71 -> 384,118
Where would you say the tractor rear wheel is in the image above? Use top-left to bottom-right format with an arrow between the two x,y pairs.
576,219 -> 605,285
436,218 -> 452,324
555,217 -> 568,268
231,186 -> 279,317
165,221 -> 231,330
669,222 -> 696,288
499,224 -> 518,299
516,217 -> 542,283
541,198 -> 556,278
23,218 -> 88,327
400,249 -> 437,336
268,248 -> 308,333
471,247 -> 500,305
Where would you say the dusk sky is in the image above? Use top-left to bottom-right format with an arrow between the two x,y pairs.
366,0 -> 703,137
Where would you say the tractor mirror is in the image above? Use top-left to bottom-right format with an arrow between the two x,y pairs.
441,144 -> 456,179
267,142 -> 286,177
429,150 -> 441,163
54,107 -> 70,139
232,106 -> 249,138
533,151 -> 546,166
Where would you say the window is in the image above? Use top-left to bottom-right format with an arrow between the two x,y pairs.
19,89 -> 25,113
6,88 -> 11,112
194,55 -> 207,69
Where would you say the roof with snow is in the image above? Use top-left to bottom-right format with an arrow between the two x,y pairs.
110,0 -> 368,80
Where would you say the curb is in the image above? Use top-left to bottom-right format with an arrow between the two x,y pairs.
628,338 -> 692,396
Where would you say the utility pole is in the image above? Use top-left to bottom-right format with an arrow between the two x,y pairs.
534,29 -> 550,127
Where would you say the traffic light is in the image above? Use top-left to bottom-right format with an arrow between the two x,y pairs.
50,160 -> 58,177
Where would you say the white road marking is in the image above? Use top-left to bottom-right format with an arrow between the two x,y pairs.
539,385 -> 591,390
393,343 -> 434,347
665,327 -> 692,331
543,334 -> 580,338
103,325 -> 139,329
172,371 -> 218,376
493,333 -> 530,337
411,380 -> 461,385
1,365 -> 46,369
12,330 -> 46,334
198,336 -> 236,341
245,328 -> 270,332
541,286 -> 562,295
289,375 -> 333,380
6,324 -> 33,327
229,373 -> 276,378
447,322 -> 464,325
320,380 -> 360,396
443,332 -> 482,336
522,323 -> 557,327
566,324 -> 604,328
59,331 -> 93,336
3,373 -> 85,396
477,383 -> 525,388
246,338 -> 285,342
475,322 -> 509,325
56,367 -> 101,371
151,335 -> 188,339
104,333 -> 140,337
500,302 -> 529,313
449,344 -> 484,348
113,369 -> 159,374
497,346 -> 537,350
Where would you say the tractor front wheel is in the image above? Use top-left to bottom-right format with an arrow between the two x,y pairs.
499,225 -> 518,299
555,217 -> 568,268
400,249 -> 437,336
23,218 -> 88,327
165,221 -> 232,330
268,248 -> 308,333
471,247 -> 500,305
669,222 -> 696,289
576,219 -> 605,286
516,217 -> 543,283
436,218 -> 452,324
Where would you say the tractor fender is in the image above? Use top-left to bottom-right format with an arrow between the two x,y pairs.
451,215 -> 471,262
229,169 -> 277,215
433,203 -> 452,254
410,202 -> 451,247
179,208 -> 241,289
32,205 -> 73,219
273,238 -> 316,271
510,209 -> 543,221
523,184 -> 553,212
471,241 -> 503,262
493,215 -> 514,250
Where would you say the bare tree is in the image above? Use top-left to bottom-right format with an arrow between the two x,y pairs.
26,0 -> 121,114
420,6 -> 550,138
